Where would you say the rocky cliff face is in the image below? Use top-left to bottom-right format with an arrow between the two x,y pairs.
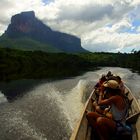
3,11 -> 87,53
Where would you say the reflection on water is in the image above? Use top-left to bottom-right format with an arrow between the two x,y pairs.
0,79 -> 48,101
0,67 -> 140,140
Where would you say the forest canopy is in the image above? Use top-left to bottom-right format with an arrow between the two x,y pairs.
0,47 -> 139,81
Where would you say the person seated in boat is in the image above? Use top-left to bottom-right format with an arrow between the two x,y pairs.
94,74 -> 107,99
92,100 -> 112,119
94,74 -> 107,90
108,75 -> 125,94
93,74 -> 111,114
106,71 -> 113,79
86,80 -> 128,140
116,76 -> 125,94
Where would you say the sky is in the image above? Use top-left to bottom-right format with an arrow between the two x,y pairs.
0,0 -> 140,53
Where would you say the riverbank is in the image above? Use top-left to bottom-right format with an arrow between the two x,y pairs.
0,48 -> 92,81
0,48 -> 140,82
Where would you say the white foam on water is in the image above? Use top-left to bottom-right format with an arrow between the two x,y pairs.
0,80 -> 91,140
63,80 -> 88,130
138,99 -> 140,105
0,83 -> 73,140
0,91 -> 7,104
0,67 -> 140,140
6,110 -> 47,140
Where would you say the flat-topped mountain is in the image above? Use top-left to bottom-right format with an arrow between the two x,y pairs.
1,11 -> 87,53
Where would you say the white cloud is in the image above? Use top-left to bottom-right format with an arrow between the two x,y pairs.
0,0 -> 140,52
136,26 -> 140,33
82,25 -> 140,52
56,3 -> 113,22
111,18 -> 132,32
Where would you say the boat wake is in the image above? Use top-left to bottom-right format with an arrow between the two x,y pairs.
0,67 -> 139,140
0,79 -> 93,140
0,91 -> 7,104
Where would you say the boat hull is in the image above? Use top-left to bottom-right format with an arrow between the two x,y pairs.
70,86 -> 140,140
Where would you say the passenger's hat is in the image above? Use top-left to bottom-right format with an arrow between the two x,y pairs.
103,80 -> 119,89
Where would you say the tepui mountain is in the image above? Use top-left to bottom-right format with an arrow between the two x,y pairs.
0,11 -> 87,53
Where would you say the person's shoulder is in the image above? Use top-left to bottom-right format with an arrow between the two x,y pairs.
109,95 -> 120,101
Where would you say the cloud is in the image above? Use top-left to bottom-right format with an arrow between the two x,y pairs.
136,26 -> 140,32
38,0 -> 140,52
82,25 -> 140,53
42,0 -> 133,22
83,42 -> 119,52
0,0 -> 140,52
57,4 -> 113,22
111,18 -> 133,32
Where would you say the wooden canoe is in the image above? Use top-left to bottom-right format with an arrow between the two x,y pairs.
70,86 -> 140,140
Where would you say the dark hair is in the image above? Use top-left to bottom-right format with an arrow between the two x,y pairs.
105,87 -> 121,95
107,76 -> 117,81
116,76 -> 121,82
106,71 -> 112,77
100,76 -> 107,81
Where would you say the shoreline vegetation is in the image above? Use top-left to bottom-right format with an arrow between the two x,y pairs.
0,47 -> 139,82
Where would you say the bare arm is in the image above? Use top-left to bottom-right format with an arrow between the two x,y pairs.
98,92 -> 116,106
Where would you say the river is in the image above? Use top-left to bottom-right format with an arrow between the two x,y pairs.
0,67 -> 140,140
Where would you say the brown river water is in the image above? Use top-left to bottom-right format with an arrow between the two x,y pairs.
0,67 -> 140,140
